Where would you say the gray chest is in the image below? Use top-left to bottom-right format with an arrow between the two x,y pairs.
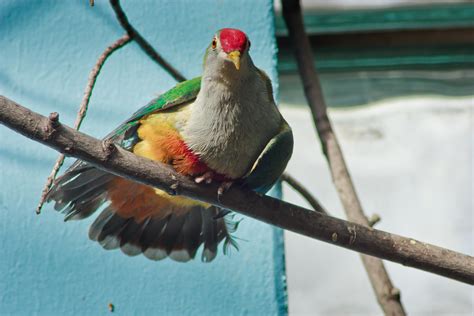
183,77 -> 281,179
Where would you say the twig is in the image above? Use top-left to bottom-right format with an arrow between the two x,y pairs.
37,0 -> 187,212
2,96 -> 474,285
369,214 -> 382,227
75,34 -> 131,131
281,0 -> 407,315
281,173 -> 327,214
109,0 -> 186,82
35,34 -> 131,214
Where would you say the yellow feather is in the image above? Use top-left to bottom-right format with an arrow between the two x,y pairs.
131,104 -> 208,208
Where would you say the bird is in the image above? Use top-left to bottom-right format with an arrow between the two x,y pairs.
46,28 -> 293,263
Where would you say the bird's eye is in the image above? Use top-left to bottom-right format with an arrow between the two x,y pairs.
248,40 -> 251,49
211,39 -> 217,49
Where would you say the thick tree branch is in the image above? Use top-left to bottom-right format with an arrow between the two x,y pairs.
35,34 -> 131,214
1,95 -> 473,285
282,0 -> 407,314
109,0 -> 186,82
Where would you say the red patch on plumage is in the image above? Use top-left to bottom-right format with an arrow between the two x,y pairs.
167,138 -> 228,181
133,120 -> 228,180
172,138 -> 209,176
219,28 -> 248,53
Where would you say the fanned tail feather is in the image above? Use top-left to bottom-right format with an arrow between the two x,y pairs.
46,163 -> 239,262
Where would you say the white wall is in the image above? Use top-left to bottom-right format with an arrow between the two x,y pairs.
281,96 -> 473,315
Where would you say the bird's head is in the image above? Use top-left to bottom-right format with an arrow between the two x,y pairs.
203,28 -> 252,75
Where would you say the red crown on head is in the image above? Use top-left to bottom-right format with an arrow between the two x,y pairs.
219,28 -> 248,53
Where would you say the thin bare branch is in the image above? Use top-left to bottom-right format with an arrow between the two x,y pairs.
281,173 -> 328,214
109,0 -> 186,82
74,34 -> 131,131
1,95 -> 474,285
35,34 -> 131,214
281,0 -> 407,314
369,214 -> 382,227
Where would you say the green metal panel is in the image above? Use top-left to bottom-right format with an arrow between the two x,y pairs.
275,3 -> 474,35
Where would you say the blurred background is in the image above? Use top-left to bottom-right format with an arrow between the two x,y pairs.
275,0 -> 473,315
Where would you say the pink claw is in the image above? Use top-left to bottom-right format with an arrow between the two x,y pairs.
194,171 -> 214,184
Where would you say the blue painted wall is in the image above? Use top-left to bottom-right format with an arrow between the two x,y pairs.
0,1 -> 287,314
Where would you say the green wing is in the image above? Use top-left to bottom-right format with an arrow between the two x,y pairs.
108,76 -> 201,146
62,77 -> 201,173
243,119 -> 294,193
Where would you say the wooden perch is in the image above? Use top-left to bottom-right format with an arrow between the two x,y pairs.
1,95 -> 473,285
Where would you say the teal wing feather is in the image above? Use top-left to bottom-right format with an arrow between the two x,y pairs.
242,69 -> 293,193
243,119 -> 294,193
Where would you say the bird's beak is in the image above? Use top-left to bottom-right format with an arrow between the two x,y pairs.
227,51 -> 241,70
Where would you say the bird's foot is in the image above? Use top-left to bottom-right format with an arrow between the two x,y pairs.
217,181 -> 233,197
194,171 -> 214,184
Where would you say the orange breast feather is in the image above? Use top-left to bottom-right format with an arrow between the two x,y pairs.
134,112 -> 209,176
107,110 -> 210,222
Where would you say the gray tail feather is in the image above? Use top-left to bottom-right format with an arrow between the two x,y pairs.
88,205 -> 239,262
46,164 -> 115,221
46,163 -> 239,262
